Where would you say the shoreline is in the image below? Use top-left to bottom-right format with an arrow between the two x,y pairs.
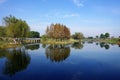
41,39 -> 79,45
83,38 -> 120,44
0,38 -> 120,49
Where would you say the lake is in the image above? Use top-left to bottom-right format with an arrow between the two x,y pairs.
0,42 -> 120,80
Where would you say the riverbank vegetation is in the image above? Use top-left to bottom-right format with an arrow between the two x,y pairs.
0,15 -> 120,48
84,32 -> 120,44
41,23 -> 72,44
0,15 -> 40,48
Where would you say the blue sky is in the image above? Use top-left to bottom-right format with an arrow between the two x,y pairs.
0,0 -> 120,37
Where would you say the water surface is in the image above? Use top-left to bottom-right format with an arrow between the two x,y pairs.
0,42 -> 120,80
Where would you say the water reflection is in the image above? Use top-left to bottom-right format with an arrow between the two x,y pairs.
87,41 -> 93,44
100,42 -> 110,50
42,44 -> 46,48
96,42 -> 99,45
0,47 -> 30,76
118,44 -> 120,47
71,42 -> 83,49
25,44 -> 39,50
45,44 -> 70,62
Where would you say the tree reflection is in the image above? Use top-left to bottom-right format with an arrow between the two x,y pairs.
71,42 -> 83,49
100,42 -> 105,48
0,49 -> 7,58
45,45 -> 70,62
96,42 -> 99,45
100,43 -> 110,50
42,44 -> 46,48
25,44 -> 39,50
104,44 -> 110,50
3,47 -> 30,76
118,44 -> 120,47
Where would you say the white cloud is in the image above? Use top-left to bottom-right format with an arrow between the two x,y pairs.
73,0 -> 84,7
0,0 -> 6,4
44,12 -> 80,18
63,13 -> 80,18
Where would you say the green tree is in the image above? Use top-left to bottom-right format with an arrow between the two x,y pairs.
105,33 -> 110,38
100,34 -> 105,38
0,26 -> 6,37
96,35 -> 99,39
3,15 -> 30,38
72,32 -> 84,40
29,31 -> 40,38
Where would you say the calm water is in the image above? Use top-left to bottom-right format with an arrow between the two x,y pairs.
0,42 -> 120,80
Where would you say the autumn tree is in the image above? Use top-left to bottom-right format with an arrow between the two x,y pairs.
45,23 -> 70,41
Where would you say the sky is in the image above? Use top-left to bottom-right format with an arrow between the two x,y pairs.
0,0 -> 120,37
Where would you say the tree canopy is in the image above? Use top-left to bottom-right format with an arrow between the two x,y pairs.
105,33 -> 110,38
100,33 -> 110,39
29,31 -> 40,38
0,26 -> 6,37
45,23 -> 70,41
72,32 -> 84,40
3,15 -> 30,38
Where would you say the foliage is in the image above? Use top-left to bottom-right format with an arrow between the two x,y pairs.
100,34 -> 105,38
72,32 -> 84,40
3,15 -> 30,38
29,31 -> 40,38
87,36 -> 93,39
0,26 -> 6,37
105,33 -> 110,38
41,35 -> 47,41
45,23 -> 70,41
96,35 -> 99,39
100,33 -> 110,39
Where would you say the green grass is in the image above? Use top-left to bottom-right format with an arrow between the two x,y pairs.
83,38 -> 120,44
0,41 -> 21,49
41,38 -> 79,44
104,38 -> 119,44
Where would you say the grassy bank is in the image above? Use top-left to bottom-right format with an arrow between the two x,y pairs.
0,41 -> 21,49
83,38 -> 120,44
100,38 -> 120,44
41,38 -> 79,44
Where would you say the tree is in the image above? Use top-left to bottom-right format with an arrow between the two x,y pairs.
29,31 -> 40,38
45,23 -> 70,41
3,15 -> 30,38
72,32 -> 84,40
100,34 -> 105,38
0,26 -> 6,37
105,33 -> 110,38
96,35 -> 99,39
